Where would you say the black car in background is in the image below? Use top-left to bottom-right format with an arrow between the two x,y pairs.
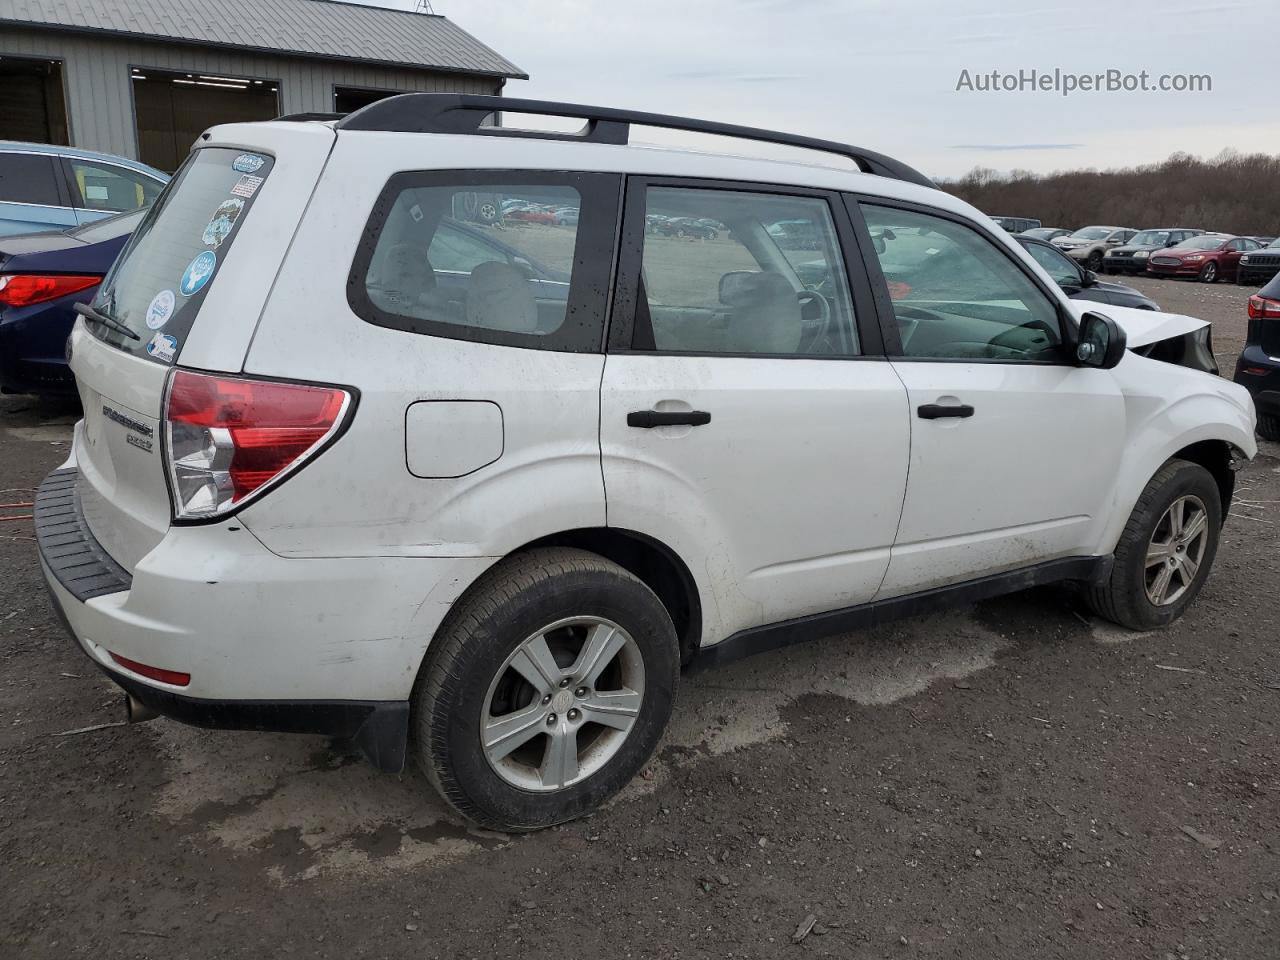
1233,272 -> 1280,440
1102,227 -> 1203,274
1237,237 -> 1280,287
1017,236 -> 1160,310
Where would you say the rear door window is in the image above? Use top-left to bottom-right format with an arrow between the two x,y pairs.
66,158 -> 163,212
87,147 -> 273,364
0,152 -> 63,206
349,172 -> 620,352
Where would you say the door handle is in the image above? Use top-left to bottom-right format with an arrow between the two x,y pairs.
627,410 -> 712,428
917,403 -> 974,420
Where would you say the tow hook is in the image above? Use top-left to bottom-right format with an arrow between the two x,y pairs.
124,694 -> 158,724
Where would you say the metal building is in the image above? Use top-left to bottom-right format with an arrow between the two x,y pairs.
0,0 -> 525,170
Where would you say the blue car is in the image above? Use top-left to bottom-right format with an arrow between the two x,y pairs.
1234,272 -> 1280,441
0,209 -> 145,396
0,141 -> 168,237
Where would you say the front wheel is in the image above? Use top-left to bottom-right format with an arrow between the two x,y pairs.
1086,251 -> 1103,271
1199,261 -> 1218,283
412,548 -> 679,832
1085,460 -> 1221,630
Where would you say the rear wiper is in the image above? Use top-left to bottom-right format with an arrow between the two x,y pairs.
74,301 -> 140,341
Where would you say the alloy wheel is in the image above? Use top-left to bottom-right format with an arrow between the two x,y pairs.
1144,494 -> 1209,606
480,617 -> 645,792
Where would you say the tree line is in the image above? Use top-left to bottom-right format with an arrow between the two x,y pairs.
940,150 -> 1280,235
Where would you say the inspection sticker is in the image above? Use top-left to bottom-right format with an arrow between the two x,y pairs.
230,174 -> 263,199
146,332 -> 178,363
145,289 -> 176,329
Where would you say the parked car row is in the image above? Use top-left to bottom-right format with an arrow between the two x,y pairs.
992,214 -> 1280,285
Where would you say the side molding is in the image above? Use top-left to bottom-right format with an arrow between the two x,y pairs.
692,556 -> 1110,670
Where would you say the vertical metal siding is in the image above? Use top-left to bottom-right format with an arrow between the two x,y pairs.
0,27 -> 500,159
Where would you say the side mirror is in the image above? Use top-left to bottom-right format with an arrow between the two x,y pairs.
1081,269 -> 1099,287
1075,311 -> 1126,369
512,257 -> 536,279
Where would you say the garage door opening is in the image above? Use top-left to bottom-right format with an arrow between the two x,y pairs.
131,67 -> 280,172
334,86 -> 403,114
0,56 -> 69,145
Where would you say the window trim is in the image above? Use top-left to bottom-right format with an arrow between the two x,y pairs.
606,174 -> 886,360
346,168 -> 622,353
844,193 -> 1080,365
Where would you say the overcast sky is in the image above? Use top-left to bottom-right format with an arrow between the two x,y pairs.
356,0 -> 1279,180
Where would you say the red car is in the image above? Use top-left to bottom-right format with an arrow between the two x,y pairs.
505,208 -> 556,225
1146,233 -> 1263,283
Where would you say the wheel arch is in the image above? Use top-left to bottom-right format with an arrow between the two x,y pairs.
517,528 -> 703,664
1170,438 -> 1238,516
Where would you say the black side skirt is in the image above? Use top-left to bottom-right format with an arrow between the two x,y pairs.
693,556 -> 1110,671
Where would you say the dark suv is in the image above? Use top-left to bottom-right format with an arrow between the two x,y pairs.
1103,228 -> 1203,275
1237,237 -> 1280,287
1234,272 -> 1280,440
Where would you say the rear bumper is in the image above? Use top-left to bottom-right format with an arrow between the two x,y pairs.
36,464 -> 494,769
1232,346 -> 1280,416
43,570 -> 408,770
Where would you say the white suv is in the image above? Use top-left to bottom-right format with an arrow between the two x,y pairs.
38,95 -> 1256,831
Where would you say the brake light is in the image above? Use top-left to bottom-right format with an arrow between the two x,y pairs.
1247,295 -> 1280,320
164,370 -> 352,520
0,273 -> 101,307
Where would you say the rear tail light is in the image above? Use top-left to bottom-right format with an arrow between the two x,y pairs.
1247,295 -> 1280,320
163,370 -> 352,520
109,652 -> 190,687
0,273 -> 101,307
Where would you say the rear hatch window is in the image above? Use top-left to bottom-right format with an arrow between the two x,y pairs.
86,147 -> 273,364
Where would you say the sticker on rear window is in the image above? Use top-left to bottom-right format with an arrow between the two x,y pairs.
202,198 -> 244,248
232,153 -> 265,174
229,174 -> 263,199
145,289 -> 176,329
146,332 -> 177,363
180,251 -> 217,296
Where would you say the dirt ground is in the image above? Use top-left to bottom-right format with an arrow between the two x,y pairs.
1,274 -> 1277,959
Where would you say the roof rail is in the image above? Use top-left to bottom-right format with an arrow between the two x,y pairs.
335,94 -> 936,190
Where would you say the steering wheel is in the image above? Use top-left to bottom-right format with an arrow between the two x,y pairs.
796,289 -> 831,328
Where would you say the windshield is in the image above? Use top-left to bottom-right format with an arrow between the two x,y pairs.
1268,238 -> 1280,249
1131,230 -> 1171,247
88,147 -> 273,364
1175,235 -> 1225,250
1069,227 -> 1113,240
68,208 -> 147,244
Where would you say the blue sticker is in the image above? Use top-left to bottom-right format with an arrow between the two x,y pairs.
145,289 -> 176,329
232,153 -> 265,174
180,250 -> 217,296
146,332 -> 178,363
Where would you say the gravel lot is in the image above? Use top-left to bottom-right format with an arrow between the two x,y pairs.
1,274 -> 1277,959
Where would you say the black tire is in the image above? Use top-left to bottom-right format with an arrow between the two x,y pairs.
1199,261 -> 1217,283
1259,413 -> 1280,441
1086,250 -> 1103,271
1085,460 -> 1222,630
412,547 -> 679,832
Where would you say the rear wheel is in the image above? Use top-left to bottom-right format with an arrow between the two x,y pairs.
1199,261 -> 1217,283
412,548 -> 679,832
1258,413 -> 1280,441
1086,460 -> 1221,630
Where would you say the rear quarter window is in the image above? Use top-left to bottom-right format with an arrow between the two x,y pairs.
88,147 -> 273,364
348,171 -> 620,352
